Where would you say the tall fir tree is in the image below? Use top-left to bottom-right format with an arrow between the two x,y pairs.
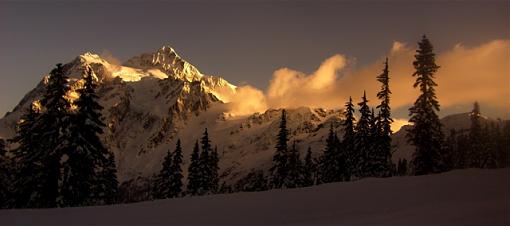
362,108 -> 384,177
153,150 -> 174,199
270,109 -> 289,188
154,139 -> 183,199
455,131 -> 470,169
60,68 -> 118,206
443,129 -> 458,171
302,147 -> 315,187
481,123 -> 498,168
9,104 -> 41,208
407,35 -> 444,175
97,152 -> 118,205
284,141 -> 302,188
209,146 -> 220,193
198,128 -> 212,195
467,102 -> 485,168
374,58 -> 393,177
187,141 -> 201,195
354,91 -> 372,178
342,97 -> 356,181
319,124 -> 341,183
169,139 -> 184,198
22,64 -> 71,208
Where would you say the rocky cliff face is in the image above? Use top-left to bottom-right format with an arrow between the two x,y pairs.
0,46 -> 344,185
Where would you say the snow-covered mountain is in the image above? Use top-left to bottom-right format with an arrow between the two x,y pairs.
0,46 -> 342,187
1,46 -> 503,192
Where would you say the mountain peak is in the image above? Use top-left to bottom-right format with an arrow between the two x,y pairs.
158,45 -> 177,55
78,52 -> 108,65
124,46 -> 203,82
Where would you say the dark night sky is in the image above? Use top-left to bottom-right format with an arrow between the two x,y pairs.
1,0 -> 509,116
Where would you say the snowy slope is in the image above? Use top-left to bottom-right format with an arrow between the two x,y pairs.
1,168 -> 509,226
0,46 -> 342,186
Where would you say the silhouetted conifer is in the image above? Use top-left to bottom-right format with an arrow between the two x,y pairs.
270,109 -> 289,188
343,97 -> 356,181
61,68 -> 118,206
154,139 -> 183,199
187,141 -> 201,195
374,58 -> 393,177
284,141 -> 302,188
407,35 -> 444,175
302,147 -> 315,187
319,124 -> 341,183
14,64 -> 70,208
354,91 -> 372,178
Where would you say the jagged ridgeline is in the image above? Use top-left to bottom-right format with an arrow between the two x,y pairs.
0,46 -> 344,193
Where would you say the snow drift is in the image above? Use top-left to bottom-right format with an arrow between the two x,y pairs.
1,168 -> 508,226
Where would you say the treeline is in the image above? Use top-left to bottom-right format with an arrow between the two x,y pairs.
267,57 -> 394,188
0,65 -> 118,208
444,102 -> 510,170
151,129 -> 220,199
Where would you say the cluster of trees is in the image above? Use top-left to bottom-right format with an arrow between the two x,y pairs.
269,58 -> 394,188
268,111 -> 316,189
152,128 -> 220,199
0,65 -> 118,208
444,102 -> 510,170
268,35 -> 510,189
404,36 -> 508,174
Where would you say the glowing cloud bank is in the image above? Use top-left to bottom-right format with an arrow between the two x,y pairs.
230,39 -> 510,123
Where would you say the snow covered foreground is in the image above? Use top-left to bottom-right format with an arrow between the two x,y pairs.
2,168 -> 509,226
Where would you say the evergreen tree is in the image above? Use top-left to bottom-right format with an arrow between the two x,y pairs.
374,58 -> 393,177
198,128 -> 212,194
362,108 -> 385,177
209,146 -> 220,193
455,130 -> 470,169
169,139 -> 184,198
481,123 -> 498,168
342,97 -> 356,181
154,139 -> 183,199
9,105 -> 41,208
466,102 -> 486,168
319,124 -> 341,183
97,152 -> 118,205
153,150 -> 174,199
187,141 -> 201,195
59,68 -> 108,206
270,109 -> 289,188
302,147 -> 315,187
284,141 -> 302,188
407,35 -> 444,175
60,68 -> 118,206
14,64 -> 71,208
354,91 -> 372,178
443,129 -> 458,171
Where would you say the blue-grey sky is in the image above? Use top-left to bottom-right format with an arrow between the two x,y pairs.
1,0 -> 509,117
